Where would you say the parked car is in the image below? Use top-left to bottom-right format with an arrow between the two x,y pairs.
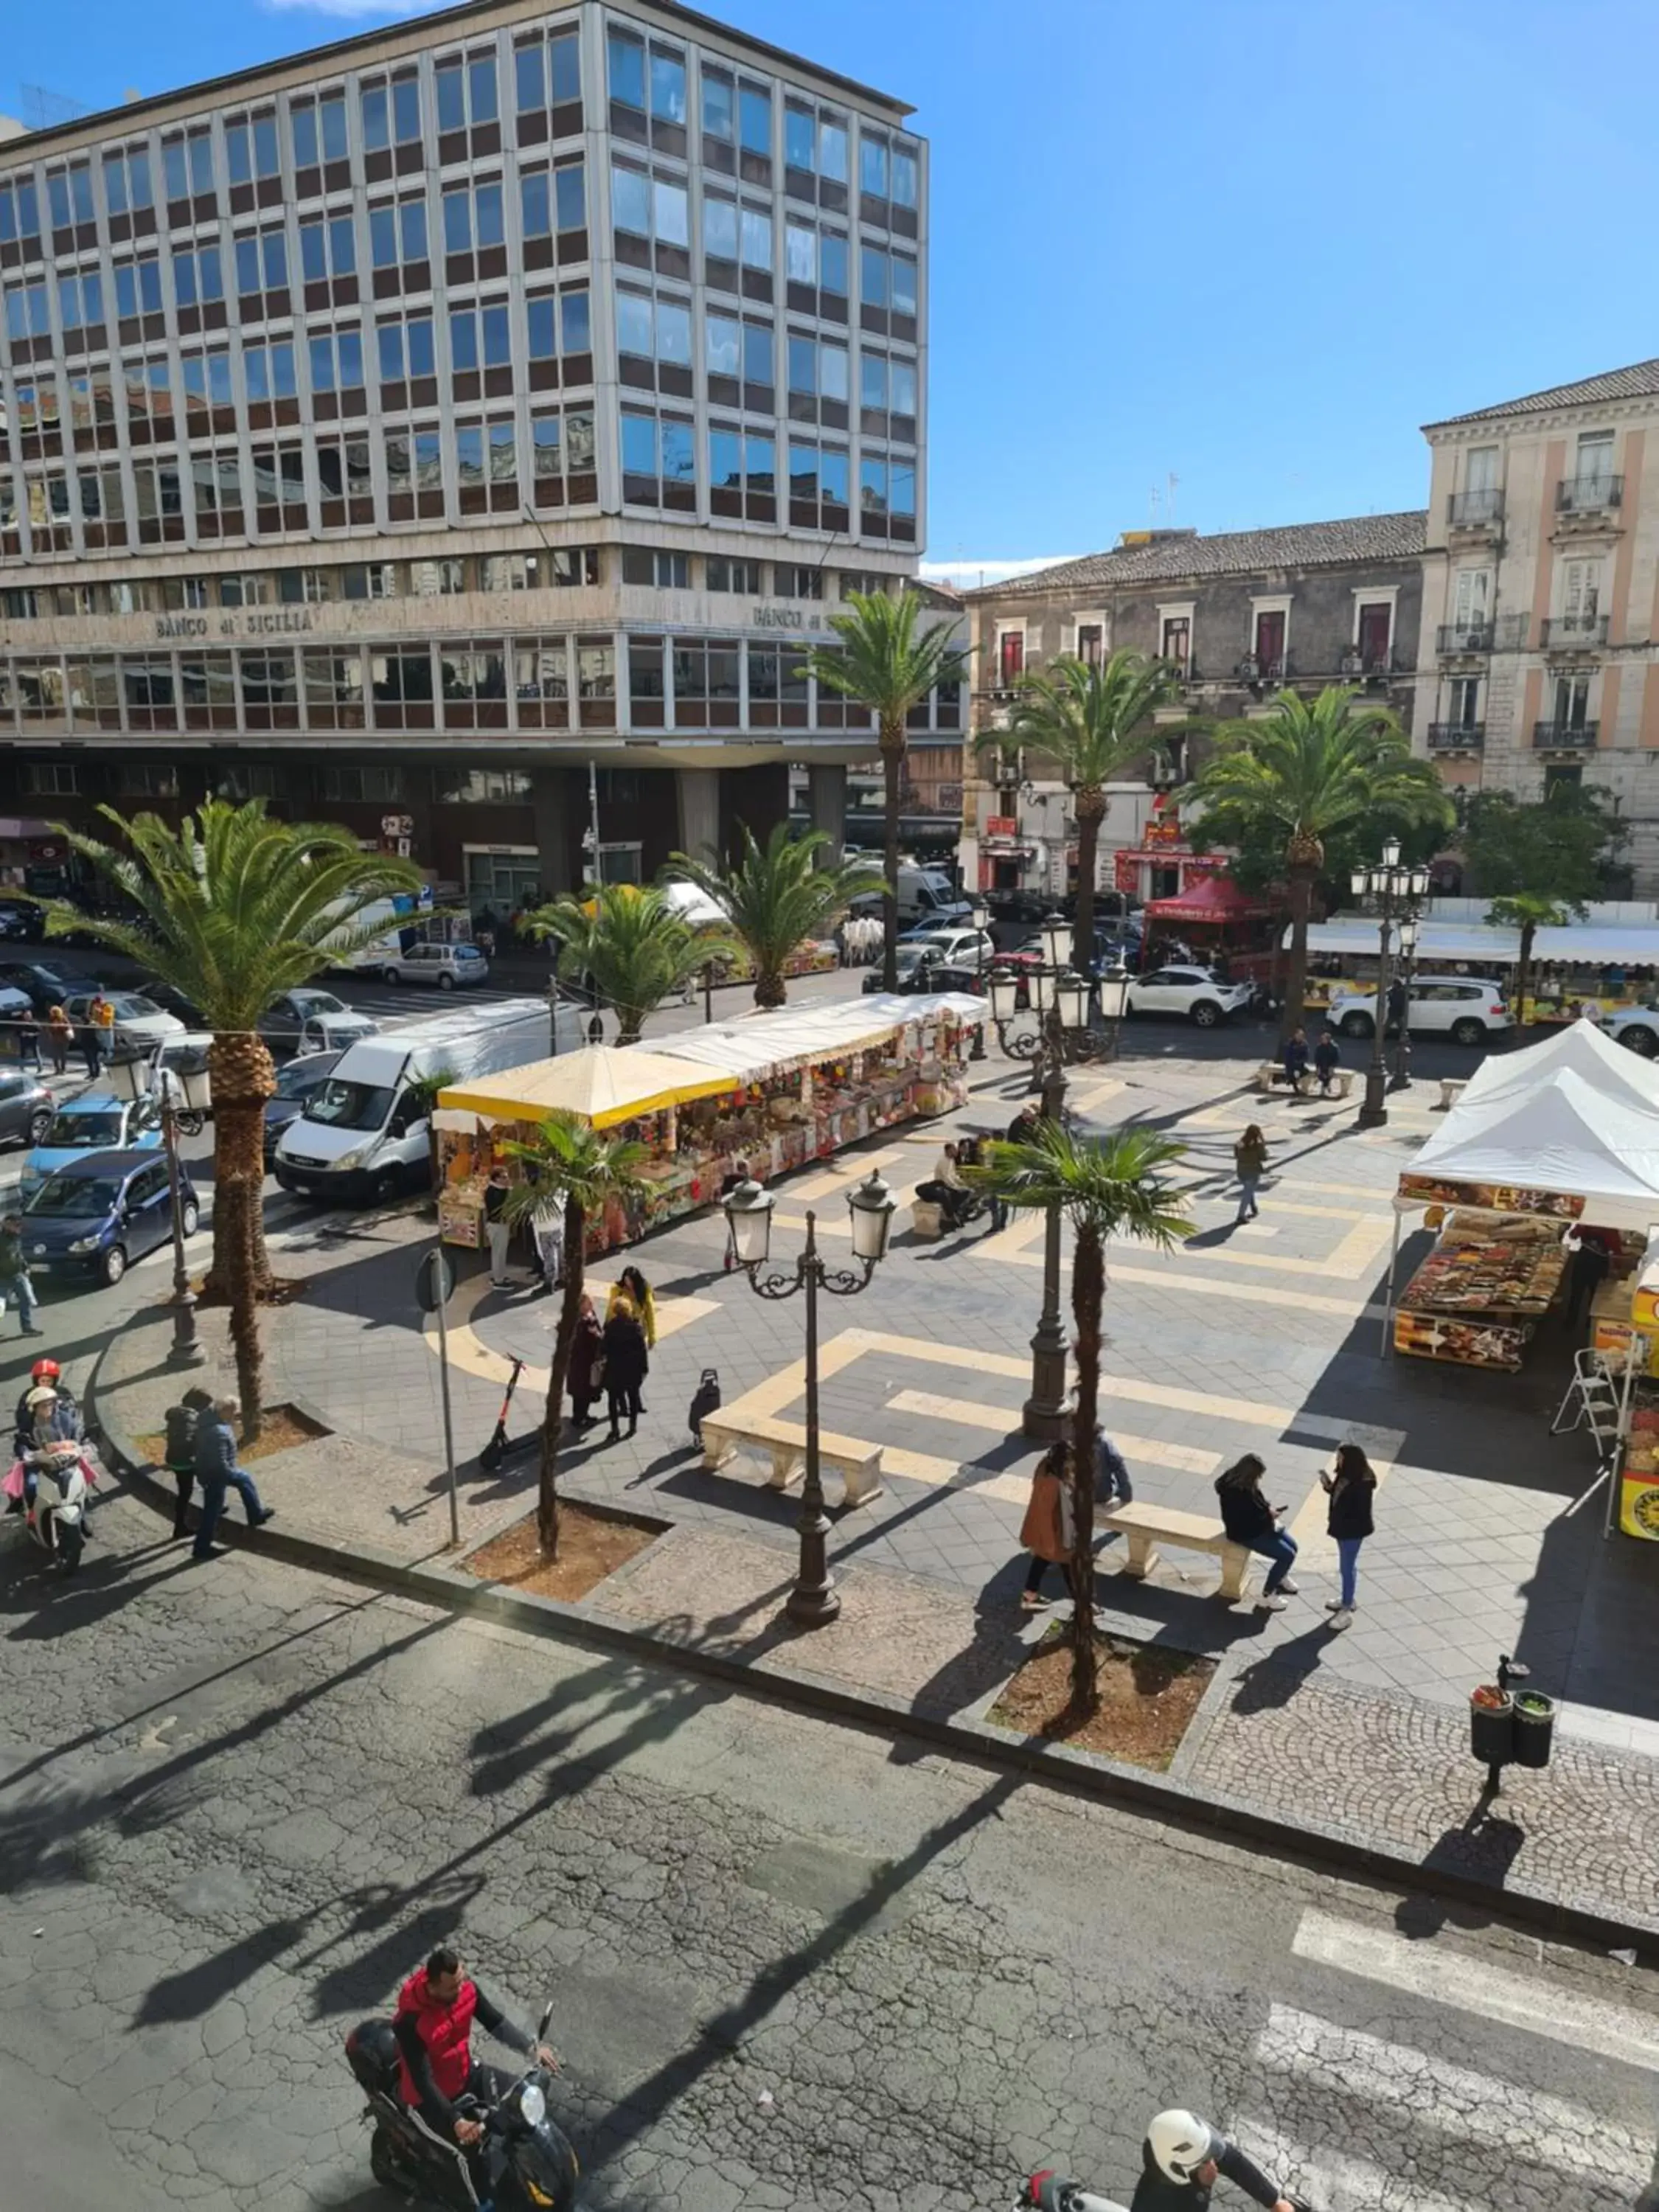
257,988 -> 379,1057
264,1049 -> 342,1164
866,961 -> 984,999
893,926 -> 997,970
138,978 -> 211,1029
1605,1006 -> 1659,1057
21,1147 -> 198,1290
0,1070 -> 54,1150
64,990 -> 184,1048
0,961 -> 83,1015
21,1091 -> 163,1198
1124,964 -> 1255,1028
865,937 -> 992,992
1327,974 -> 1513,1048
379,942 -> 491,990
0,897 -> 44,941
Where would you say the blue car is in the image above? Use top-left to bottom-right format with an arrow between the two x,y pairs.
21,1092 -> 163,1200
22,1148 -> 199,1290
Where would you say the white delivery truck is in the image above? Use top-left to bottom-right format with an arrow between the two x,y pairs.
273,995 -> 582,1206
322,888 -> 435,976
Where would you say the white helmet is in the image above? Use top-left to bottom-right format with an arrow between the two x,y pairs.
1147,2111 -> 1217,2183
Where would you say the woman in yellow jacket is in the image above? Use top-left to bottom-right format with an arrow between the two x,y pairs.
606,1265 -> 657,1351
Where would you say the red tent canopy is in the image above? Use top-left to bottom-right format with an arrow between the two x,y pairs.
1143,874 -> 1273,925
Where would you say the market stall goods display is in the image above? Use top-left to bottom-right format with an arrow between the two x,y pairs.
1395,1212 -> 1568,1370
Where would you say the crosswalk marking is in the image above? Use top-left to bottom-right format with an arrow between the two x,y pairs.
1252,2003 -> 1652,2186
1292,1907 -> 1659,2072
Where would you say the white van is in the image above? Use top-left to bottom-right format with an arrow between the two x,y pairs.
322,890 -> 434,975
273,995 -> 582,1205
853,864 -> 973,931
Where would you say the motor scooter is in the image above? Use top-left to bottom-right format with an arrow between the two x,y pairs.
20,1439 -> 94,1574
344,2003 -> 578,2212
1016,2171 -> 1312,2211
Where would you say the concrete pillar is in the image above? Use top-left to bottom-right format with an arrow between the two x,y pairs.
675,767 -> 720,867
807,762 -> 847,860
531,766 -> 572,895
718,763 -> 788,863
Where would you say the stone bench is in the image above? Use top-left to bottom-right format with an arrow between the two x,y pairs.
1253,1064 -> 1353,1101
1098,1501 -> 1254,1600
700,1411 -> 883,1509
1439,1077 -> 1468,1111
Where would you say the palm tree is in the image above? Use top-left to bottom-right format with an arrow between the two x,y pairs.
531,883 -> 734,1043
666,822 -> 882,1009
1180,686 -> 1450,1042
499,1113 -> 647,1557
1486,894 -> 1573,1026
403,1065 -> 458,1201
970,1121 -> 1192,1716
981,649 -> 1183,975
806,591 -> 970,991
50,801 -> 422,1433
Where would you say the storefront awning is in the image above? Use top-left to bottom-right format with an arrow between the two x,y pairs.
1145,874 -> 1273,924
438,1044 -> 740,1130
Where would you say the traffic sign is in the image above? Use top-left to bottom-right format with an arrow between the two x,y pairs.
414,1249 -> 455,1313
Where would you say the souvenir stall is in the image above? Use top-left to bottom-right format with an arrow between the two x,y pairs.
1295,917 -> 1517,1012
1596,1232 -> 1659,1540
1385,1062 -> 1659,1373
1297,914 -> 1659,1021
1141,875 -> 1278,986
433,1046 -> 742,1253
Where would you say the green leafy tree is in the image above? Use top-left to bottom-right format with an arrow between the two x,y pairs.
531,883 -> 734,1043
968,1121 -> 1192,1716
980,649 -> 1182,974
1462,785 -> 1624,1017
806,591 -> 971,990
1180,686 -> 1451,1040
666,822 -> 882,1009
499,1113 -> 647,1556
50,801 -> 421,1433
404,1065 -> 458,1200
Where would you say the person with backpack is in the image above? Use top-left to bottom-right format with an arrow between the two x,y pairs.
164,1384 -> 215,1541
1214,1453 -> 1298,1613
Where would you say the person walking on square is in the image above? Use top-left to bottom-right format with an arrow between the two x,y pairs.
1313,1027 -> 1341,1096
189,1397 -> 274,1561
1321,1441 -> 1375,1630
601,1293 -> 649,1440
0,1212 -> 42,1338
1018,1440 -> 1076,1612
77,1013 -> 103,1081
1233,1124 -> 1267,1225
164,1384 -> 215,1540
1215,1452 -> 1298,1612
484,1164 -> 513,1288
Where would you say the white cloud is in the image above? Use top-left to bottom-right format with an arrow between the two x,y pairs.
919,554 -> 1085,589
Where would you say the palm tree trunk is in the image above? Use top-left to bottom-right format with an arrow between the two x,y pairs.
1068,1222 -> 1104,1717
205,1033 -> 276,1436
1516,921 -> 1535,1032
1073,787 -> 1104,981
753,964 -> 787,1010
538,1194 -> 585,1557
880,717 -> 904,992
1279,864 -> 1318,1045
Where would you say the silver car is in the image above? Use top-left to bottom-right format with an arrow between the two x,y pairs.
379,942 -> 491,991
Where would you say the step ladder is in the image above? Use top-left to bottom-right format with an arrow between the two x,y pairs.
1550,1346 -> 1623,1456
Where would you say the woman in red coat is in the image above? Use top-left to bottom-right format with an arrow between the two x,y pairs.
1019,1441 -> 1074,1611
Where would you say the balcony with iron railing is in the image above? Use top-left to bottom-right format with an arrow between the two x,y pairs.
1338,647 -> 1396,681
1436,622 -> 1494,655
1427,722 -> 1485,751
1540,613 -> 1610,651
1237,652 -> 1287,684
1555,473 -> 1623,516
1532,718 -> 1599,750
1448,488 -> 1504,531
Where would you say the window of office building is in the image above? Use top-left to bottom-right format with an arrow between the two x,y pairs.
622,547 -> 691,588
514,26 -> 582,141
103,146 -> 154,223
621,408 -> 696,511
708,424 -> 774,522
515,636 -> 571,727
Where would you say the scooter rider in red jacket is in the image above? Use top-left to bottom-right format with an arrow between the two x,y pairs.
393,1947 -> 560,2193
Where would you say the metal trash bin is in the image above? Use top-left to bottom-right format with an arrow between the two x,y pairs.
1470,1685 -> 1514,1766
1512,1689 -> 1556,1770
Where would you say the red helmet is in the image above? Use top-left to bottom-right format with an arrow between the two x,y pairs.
29,1358 -> 60,1384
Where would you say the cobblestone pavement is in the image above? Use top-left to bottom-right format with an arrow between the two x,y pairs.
4,1500 -> 1658,2212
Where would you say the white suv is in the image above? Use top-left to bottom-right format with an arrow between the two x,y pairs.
1328,973 -> 1512,1047
1124,964 -> 1255,1028
1603,1006 -> 1659,1057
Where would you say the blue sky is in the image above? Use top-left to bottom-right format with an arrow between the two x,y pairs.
9,0 -> 1659,582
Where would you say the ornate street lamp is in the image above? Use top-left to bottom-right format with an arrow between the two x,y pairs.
987,913 -> 1113,1073
723,1167 -> 896,1627
1350,839 -> 1431,1129
1391,914 -> 1422,1091
105,1040 -> 210,1367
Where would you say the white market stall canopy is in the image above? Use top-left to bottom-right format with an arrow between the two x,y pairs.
661,992 -> 987,1084
1458,1013 -> 1659,1118
1293,917 -> 1659,966
1401,1066 -> 1659,1234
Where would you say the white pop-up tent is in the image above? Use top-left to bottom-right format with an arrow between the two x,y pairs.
1457,1012 -> 1659,1118
1383,1064 -> 1659,1353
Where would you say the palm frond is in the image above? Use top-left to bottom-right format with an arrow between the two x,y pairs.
990,649 -> 1183,792
664,823 -> 881,997
970,1121 -> 1194,1249
804,590 -> 970,724
530,882 -> 734,1037
498,1112 -> 650,1222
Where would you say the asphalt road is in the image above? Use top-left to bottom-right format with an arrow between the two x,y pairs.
1,1493 -> 1656,2212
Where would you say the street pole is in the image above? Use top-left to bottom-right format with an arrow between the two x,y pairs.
789,1211 -> 837,1628
431,1242 -> 461,1548
161,1092 -> 205,1369
1357,913 -> 1394,1131
1390,939 -> 1416,1091
703,960 -> 714,1023
1022,1006 -> 1071,1441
